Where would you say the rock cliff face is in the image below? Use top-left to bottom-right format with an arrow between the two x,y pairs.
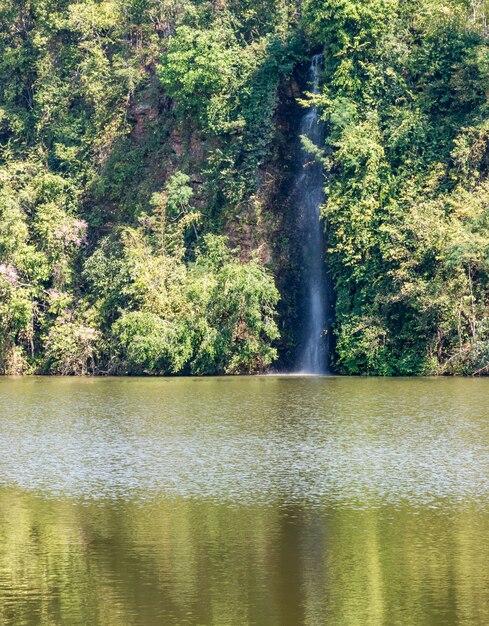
0,0 -> 320,375
3,1 -> 489,376
119,66 -> 308,369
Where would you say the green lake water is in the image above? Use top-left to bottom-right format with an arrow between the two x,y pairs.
0,376 -> 488,625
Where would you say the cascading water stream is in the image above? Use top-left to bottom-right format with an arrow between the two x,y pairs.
294,54 -> 331,375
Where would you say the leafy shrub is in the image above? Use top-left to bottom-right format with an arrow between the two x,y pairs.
44,321 -> 101,375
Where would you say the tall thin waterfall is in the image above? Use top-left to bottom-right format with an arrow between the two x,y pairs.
294,54 -> 330,374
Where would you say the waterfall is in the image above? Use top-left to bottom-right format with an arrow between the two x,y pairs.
294,54 -> 330,375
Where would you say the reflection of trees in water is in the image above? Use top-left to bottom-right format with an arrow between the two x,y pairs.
0,491 -> 488,625
300,506 -> 489,626
0,491 -> 284,625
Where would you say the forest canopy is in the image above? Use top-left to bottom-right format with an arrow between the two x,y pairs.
0,0 -> 488,375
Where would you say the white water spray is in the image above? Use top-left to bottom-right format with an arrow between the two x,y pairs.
294,54 -> 330,375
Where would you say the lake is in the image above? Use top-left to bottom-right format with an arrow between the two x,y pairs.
0,376 -> 488,625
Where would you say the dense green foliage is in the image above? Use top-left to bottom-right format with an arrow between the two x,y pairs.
302,0 -> 489,375
1,0 -> 489,375
0,0 -> 295,374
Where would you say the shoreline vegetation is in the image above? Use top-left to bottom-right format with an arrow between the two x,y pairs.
1,1 -> 489,377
